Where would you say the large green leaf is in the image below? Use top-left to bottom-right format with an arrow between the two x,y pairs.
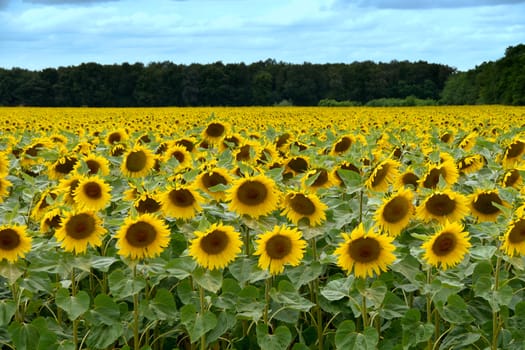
192,266 -> 223,293
256,324 -> 292,350
55,288 -> 90,321
86,293 -> 121,326
0,300 -> 16,327
8,321 -> 40,350
108,268 -> 147,299
270,280 -> 315,312
180,304 -> 217,343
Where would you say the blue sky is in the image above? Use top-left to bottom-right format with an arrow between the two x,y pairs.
0,0 -> 524,71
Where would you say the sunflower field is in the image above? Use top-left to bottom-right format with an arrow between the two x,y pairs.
1,106 -> 525,350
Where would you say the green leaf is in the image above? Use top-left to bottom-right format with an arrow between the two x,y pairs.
440,331 -> 481,349
8,321 -> 40,350
142,288 -> 178,321
180,304 -> 217,343
165,256 -> 196,279
270,280 -> 315,312
192,266 -> 223,293
401,309 -> 434,349
286,261 -> 323,287
256,324 -> 292,350
0,261 -> 24,283
86,323 -> 124,349
87,294 -> 121,326
436,294 -> 475,324
337,169 -> 362,187
0,300 -> 16,327
391,255 -> 425,291
470,245 -> 497,260
55,288 -> 90,321
335,320 -> 355,349
229,257 -> 269,285
336,322 -> 377,349
108,269 -> 147,299
380,292 -> 409,319
206,311 -> 236,345
321,276 -> 354,301
360,280 -> 387,308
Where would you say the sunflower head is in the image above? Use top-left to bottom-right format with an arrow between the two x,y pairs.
375,188 -> 414,236
502,169 -> 523,189
55,211 -> 106,254
48,155 -> 78,180
134,193 -> 162,214
331,135 -> 355,155
227,174 -> 280,218
365,159 -> 400,192
105,129 -> 128,146
202,121 -> 229,143
303,168 -> 334,190
421,160 -> 459,189
189,223 -> 242,270
281,191 -> 328,227
121,145 -> 156,178
116,213 -> 171,260
196,167 -> 232,201
503,139 -> 525,168
160,185 -> 203,220
334,223 -> 396,278
0,225 -> 32,263
470,190 -> 507,222
75,153 -> 111,176
254,225 -> 307,275
422,221 -> 471,270
501,218 -> 525,257
73,176 -> 112,212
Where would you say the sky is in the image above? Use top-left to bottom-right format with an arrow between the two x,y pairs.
0,0 -> 524,71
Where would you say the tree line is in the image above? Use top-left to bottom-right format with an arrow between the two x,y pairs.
0,44 -> 522,107
0,59 -> 453,107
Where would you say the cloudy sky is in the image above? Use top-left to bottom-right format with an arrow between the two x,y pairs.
0,0 -> 524,71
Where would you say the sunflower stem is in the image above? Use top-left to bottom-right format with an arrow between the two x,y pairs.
243,224 -> 250,257
310,238 -> 324,350
132,264 -> 140,350
199,285 -> 206,350
361,291 -> 368,328
264,277 -> 272,325
9,282 -> 22,323
426,267 -> 434,350
492,255 -> 502,350
71,268 -> 78,350
359,190 -> 364,224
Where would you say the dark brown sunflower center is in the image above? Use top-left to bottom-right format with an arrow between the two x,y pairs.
289,193 -> 316,215
309,169 -> 329,187
440,133 -> 451,143
472,192 -> 502,215
108,132 -> 122,144
275,133 -> 291,148
402,173 -> 419,188
334,137 -> 352,153
168,189 -> 195,207
506,141 -> 525,159
236,145 -> 252,161
425,194 -> 456,216
0,229 -> 20,251
422,167 -> 445,189
69,180 -> 80,197
65,213 -> 96,239
45,215 -> 62,229
55,157 -> 78,174
371,163 -> 390,188
125,221 -> 157,247
135,197 -> 161,213
383,197 -> 410,223
205,123 -> 225,137
200,230 -> 229,255
202,172 -> 227,189
265,234 -> 292,259
431,232 -> 456,256
83,182 -> 102,199
25,143 -> 44,157
126,151 -> 147,172
348,237 -> 381,263
171,151 -> 185,163
237,181 -> 268,206
287,157 -> 308,173
504,169 -> 520,187
176,139 -> 194,152
508,220 -> 525,244
86,160 -> 101,175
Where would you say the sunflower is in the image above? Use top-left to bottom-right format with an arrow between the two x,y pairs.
285,156 -> 310,176
422,221 -> 471,270
365,159 -> 400,192
134,192 -> 162,214
254,225 -> 306,275
502,139 -> 525,168
160,185 -> 204,220
40,207 -> 62,234
110,144 -> 127,157
502,168 -> 523,189
417,190 -> 469,224
332,162 -> 361,186
281,191 -> 327,226
115,213 -> 171,260
175,137 -> 196,153
331,134 -> 355,155
0,151 -> 10,176
227,174 -> 281,218
375,188 -> 414,236
0,225 -> 32,263
220,133 -> 243,151
31,189 -> 58,220
196,167 -> 232,201
334,223 -> 396,278
73,176 -> 112,211
202,121 -> 229,143
57,174 -> 84,205
440,131 -> 454,144
458,132 -> 477,152
457,154 -> 485,175
121,145 -> 156,178
105,129 -> 128,146
469,189 -> 507,222
54,211 -> 106,254
0,177 -> 12,203
302,168 -> 335,190
75,152 -> 111,176
501,218 -> 525,257
256,143 -> 280,166
189,223 -> 242,270
420,160 -> 459,189
394,169 -> 420,190
162,143 -> 192,170
48,155 -> 79,180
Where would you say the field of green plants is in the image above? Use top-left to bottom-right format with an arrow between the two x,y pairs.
1,106 -> 525,350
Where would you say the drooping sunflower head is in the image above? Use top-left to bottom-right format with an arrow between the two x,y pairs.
501,218 -> 525,257
73,175 -> 112,212
333,161 -> 361,187
394,169 -> 420,190
503,139 -> 525,168
75,153 -> 111,176
115,213 -> 171,260
105,129 -> 128,146
162,144 -> 192,170
227,174 -> 281,218
285,156 -> 310,176
134,192 -> 162,214
458,132 -> 477,152
420,160 -> 459,189
281,191 -> 328,227
196,167 -> 232,201
502,168 -> 523,189
40,207 -> 62,234
0,225 -> 32,263
255,143 -> 280,166
417,190 -> 469,224
469,189 -> 507,222
31,189 -> 59,220
331,134 -> 355,155
365,159 -> 400,192
302,168 -> 335,190
334,223 -> 396,278
254,225 -> 307,275
457,154 -> 485,175
189,223 -> 242,270
160,185 -> 204,220
54,211 -> 106,254
0,177 -> 13,203
440,131 -> 454,144
48,155 -> 79,180
375,187 -> 414,236
422,221 -> 471,270
121,145 -> 156,178
57,174 -> 84,205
